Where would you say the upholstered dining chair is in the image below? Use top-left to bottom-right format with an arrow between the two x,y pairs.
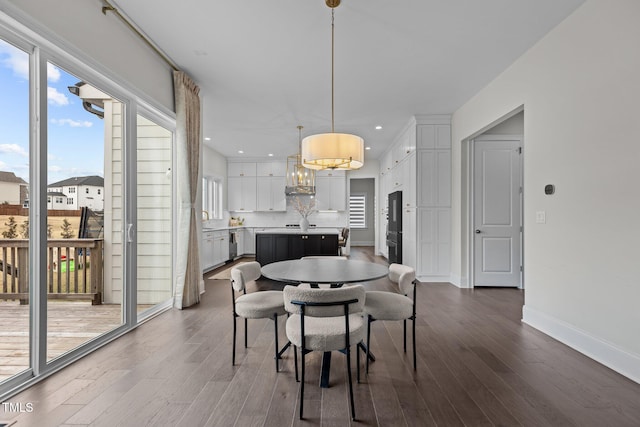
283,285 -> 366,421
363,263 -> 417,373
230,261 -> 290,372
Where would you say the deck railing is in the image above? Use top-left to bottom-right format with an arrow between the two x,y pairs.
0,239 -> 103,305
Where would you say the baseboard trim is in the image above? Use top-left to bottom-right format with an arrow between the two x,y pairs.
522,305 -> 640,384
350,241 -> 375,246
416,275 -> 452,283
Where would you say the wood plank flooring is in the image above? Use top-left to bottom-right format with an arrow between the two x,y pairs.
3,248 -> 640,426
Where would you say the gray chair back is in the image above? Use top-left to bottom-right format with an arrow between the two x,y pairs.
389,263 -> 416,296
283,285 -> 365,317
230,261 -> 262,292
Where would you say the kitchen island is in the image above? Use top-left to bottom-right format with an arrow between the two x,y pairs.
255,228 -> 340,265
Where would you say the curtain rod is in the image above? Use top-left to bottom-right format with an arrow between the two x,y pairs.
101,0 -> 179,71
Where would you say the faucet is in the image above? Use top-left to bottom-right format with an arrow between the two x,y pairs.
202,210 -> 210,221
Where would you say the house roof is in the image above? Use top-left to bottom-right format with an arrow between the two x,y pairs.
0,171 -> 27,185
48,175 -> 104,188
47,192 -> 67,197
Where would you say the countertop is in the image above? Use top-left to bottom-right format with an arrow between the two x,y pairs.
255,228 -> 340,235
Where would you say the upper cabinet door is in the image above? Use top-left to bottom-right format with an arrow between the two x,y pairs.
256,161 -> 286,177
228,162 -> 257,177
418,125 -> 451,149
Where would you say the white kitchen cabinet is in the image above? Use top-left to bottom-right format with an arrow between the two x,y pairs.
256,161 -> 286,177
380,151 -> 393,176
236,229 -> 245,256
417,124 -> 451,149
418,150 -> 451,207
402,207 -> 417,269
227,162 -> 257,177
213,230 -> 229,266
315,175 -> 346,211
227,177 -> 257,211
201,230 -> 215,271
417,208 -> 450,278
256,176 -> 286,211
403,153 -> 417,208
243,228 -> 256,254
316,169 -> 345,177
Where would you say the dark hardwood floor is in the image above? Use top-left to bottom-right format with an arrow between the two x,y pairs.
5,247 -> 640,426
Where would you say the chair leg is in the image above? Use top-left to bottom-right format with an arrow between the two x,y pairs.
412,316 -> 417,371
299,348 -> 305,419
232,315 -> 237,366
366,315 -> 372,374
293,345 -> 299,382
403,319 -> 407,353
346,345 -> 356,421
244,318 -> 248,348
356,342 -> 361,383
273,314 -> 279,372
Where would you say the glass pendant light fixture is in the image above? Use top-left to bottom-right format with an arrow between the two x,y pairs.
301,0 -> 364,170
286,125 -> 316,195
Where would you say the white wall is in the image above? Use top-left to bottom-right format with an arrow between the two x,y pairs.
2,0 -> 174,112
451,0 -> 640,381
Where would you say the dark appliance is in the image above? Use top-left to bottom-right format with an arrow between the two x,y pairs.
387,191 -> 402,264
229,230 -> 238,260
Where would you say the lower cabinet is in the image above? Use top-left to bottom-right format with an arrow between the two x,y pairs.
255,233 -> 339,265
201,230 -> 230,271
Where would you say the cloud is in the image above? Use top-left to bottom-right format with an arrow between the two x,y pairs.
0,160 -> 6,169
0,42 -> 28,80
47,87 -> 69,106
0,143 -> 29,157
50,118 -> 93,128
47,63 -> 61,82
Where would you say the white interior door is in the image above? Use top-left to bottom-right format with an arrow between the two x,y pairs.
473,136 -> 522,287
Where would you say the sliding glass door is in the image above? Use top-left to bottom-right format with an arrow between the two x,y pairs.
45,62 -> 124,362
0,38 -> 31,382
0,26 -> 174,397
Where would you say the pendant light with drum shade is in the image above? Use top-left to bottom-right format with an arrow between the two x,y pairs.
301,0 -> 364,171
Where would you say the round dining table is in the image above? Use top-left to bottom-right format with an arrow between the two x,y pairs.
261,257 -> 389,387
260,258 -> 389,287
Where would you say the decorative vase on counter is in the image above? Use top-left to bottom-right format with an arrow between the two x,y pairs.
299,216 -> 309,232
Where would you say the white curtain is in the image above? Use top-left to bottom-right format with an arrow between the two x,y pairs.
173,70 -> 202,309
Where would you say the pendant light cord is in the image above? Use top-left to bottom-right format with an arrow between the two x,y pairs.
331,7 -> 335,134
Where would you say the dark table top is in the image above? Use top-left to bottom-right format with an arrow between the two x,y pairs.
261,258 -> 389,285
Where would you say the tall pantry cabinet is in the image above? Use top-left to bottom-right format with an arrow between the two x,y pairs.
379,115 -> 451,281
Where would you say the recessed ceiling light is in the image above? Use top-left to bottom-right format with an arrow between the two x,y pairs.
375,125 -> 382,130
365,146 -> 371,150
238,150 -> 244,154
268,153 -> 274,157
204,137 -> 211,141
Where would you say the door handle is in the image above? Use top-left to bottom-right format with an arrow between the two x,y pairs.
475,229 -> 481,234
127,224 -> 134,242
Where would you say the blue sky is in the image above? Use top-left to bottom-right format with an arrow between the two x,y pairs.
0,38 -> 104,185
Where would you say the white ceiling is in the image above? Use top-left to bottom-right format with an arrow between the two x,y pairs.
114,0 -> 584,161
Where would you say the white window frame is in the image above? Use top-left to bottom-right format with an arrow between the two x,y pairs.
203,175 -> 223,220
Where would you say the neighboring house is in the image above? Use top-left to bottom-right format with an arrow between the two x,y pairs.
0,171 -> 28,206
48,175 -> 104,210
46,191 -> 67,210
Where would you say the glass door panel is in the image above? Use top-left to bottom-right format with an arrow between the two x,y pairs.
0,38 -> 31,382
46,63 -> 124,361
136,114 -> 173,314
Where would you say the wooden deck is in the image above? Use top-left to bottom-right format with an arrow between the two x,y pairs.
0,301 -> 122,381
3,248 -> 640,426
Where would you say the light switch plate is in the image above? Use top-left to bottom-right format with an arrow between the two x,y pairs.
536,211 -> 546,224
